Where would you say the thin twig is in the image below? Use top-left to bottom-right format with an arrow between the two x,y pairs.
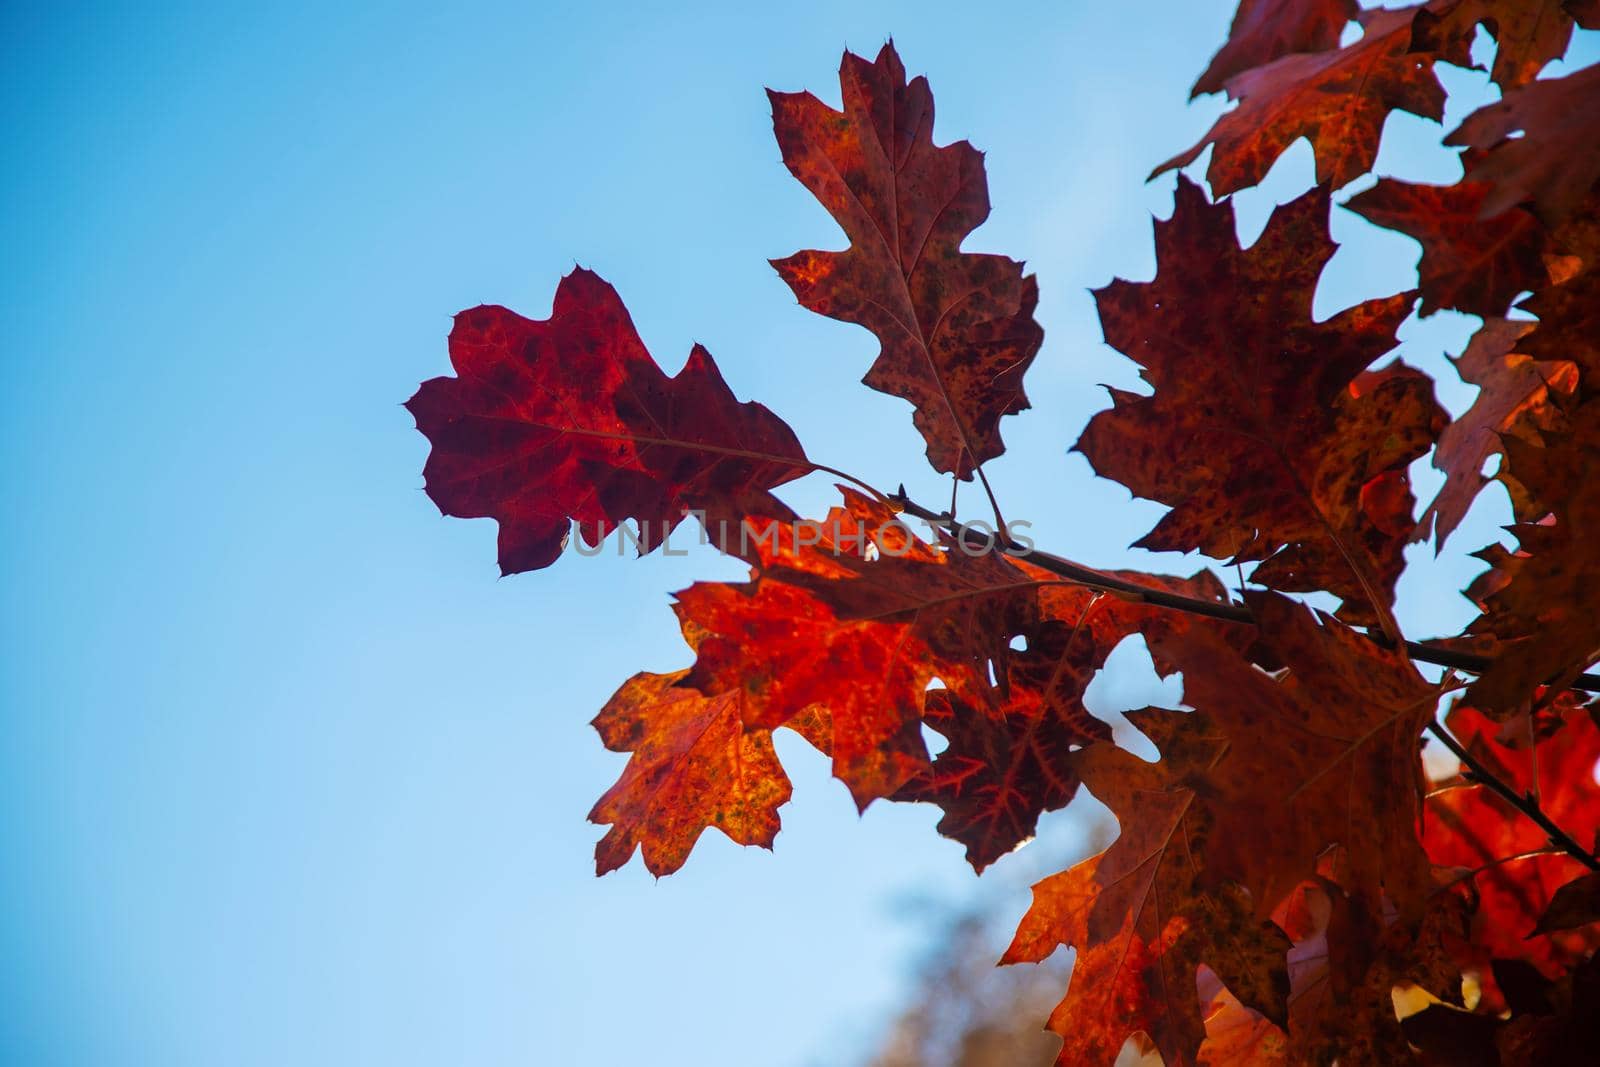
1424,719 -> 1600,873
888,489 -> 1600,693
1429,848 -> 1563,896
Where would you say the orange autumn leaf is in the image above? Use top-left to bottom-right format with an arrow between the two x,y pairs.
676,491 -> 1056,807
1002,850 -> 1285,1067
1425,697 -> 1600,973
589,670 -> 791,877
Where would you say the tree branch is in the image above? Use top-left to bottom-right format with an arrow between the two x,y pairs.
887,488 -> 1600,693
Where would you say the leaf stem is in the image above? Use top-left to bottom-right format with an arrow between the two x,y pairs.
973,463 -> 1008,533
810,463 -> 896,506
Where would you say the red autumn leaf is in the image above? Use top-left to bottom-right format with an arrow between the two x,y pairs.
589,669 -> 791,877
1491,954 -> 1600,1065
1466,406 -> 1600,714
675,490 -> 1054,807
1191,0 -> 1359,97
406,268 -> 811,574
1003,848 -> 1286,1067
1516,195 -> 1600,400
1157,7 -> 1456,196
1198,877 -> 1472,1065
892,567 -> 1230,871
1140,593 -> 1441,920
1416,319 -> 1578,549
1445,61 -> 1600,226
1424,697 -> 1600,972
1078,177 -> 1443,624
1414,0 -> 1586,91
1345,168 -> 1558,316
891,652 -> 1106,874
1002,854 -> 1173,1066
1533,870 -> 1600,935
769,43 -> 1041,478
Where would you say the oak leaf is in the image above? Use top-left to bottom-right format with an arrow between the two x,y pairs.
1533,870 -> 1600,935
406,269 -> 810,574
891,642 -> 1107,874
1142,593 -> 1441,919
1415,319 -> 1577,549
1191,0 -> 1358,97
1002,855 -> 1175,1066
891,567 -> 1232,870
1158,7 -> 1455,196
676,491 -> 1053,807
1078,177 -> 1443,623
1424,697 -> 1600,972
1003,844 -> 1288,1067
1445,62 -> 1600,226
1515,191 -> 1600,399
1465,406 -> 1600,713
1414,0 -> 1586,90
589,670 -> 790,877
1345,168 -> 1558,316
770,43 -> 1041,478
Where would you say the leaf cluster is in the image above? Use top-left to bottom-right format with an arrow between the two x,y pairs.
408,6 -> 1600,1062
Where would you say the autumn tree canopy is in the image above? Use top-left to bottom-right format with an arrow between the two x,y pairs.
408,3 -> 1600,1063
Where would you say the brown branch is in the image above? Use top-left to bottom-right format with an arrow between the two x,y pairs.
887,489 -> 1600,692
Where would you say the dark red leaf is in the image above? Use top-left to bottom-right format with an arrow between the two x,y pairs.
1078,177 -> 1443,623
1140,593 -> 1441,921
407,269 -> 811,574
1346,170 -> 1557,316
1157,7 -> 1455,196
1191,0 -> 1359,97
1466,406 -> 1600,714
1446,62 -> 1600,226
770,43 -> 1041,478
1533,871 -> 1600,935
1415,0 -> 1585,92
892,567 -> 1228,871
1415,319 -> 1577,550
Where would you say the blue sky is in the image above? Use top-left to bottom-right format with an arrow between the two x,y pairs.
3,2 -> 1595,1064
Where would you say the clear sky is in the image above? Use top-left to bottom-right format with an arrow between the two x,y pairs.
3,2 -> 1595,1065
